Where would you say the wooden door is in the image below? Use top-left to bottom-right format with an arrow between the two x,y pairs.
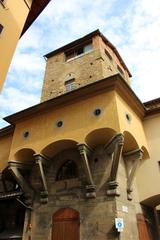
52,208 -> 79,240
137,213 -> 152,240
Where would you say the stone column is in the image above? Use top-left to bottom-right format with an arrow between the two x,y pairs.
105,133 -> 124,197
77,143 -> 96,198
34,154 -> 49,204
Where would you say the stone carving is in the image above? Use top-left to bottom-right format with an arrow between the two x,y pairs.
77,143 -> 96,198
104,133 -> 124,197
123,149 -> 143,200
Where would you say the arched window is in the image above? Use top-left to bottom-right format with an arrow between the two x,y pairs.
56,160 -> 78,181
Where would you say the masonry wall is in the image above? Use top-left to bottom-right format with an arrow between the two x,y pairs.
41,35 -> 130,102
22,146 -> 141,240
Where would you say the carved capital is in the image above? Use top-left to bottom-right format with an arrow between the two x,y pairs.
85,185 -> 96,198
104,133 -> 124,154
34,153 -> 50,166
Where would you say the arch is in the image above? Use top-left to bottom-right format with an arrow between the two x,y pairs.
65,73 -> 75,82
41,139 -> 78,158
85,128 -> 117,148
141,194 -> 160,208
14,148 -> 35,163
123,131 -> 139,152
53,208 -> 79,221
56,160 -> 78,181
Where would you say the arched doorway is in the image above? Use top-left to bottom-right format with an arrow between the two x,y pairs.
52,208 -> 80,240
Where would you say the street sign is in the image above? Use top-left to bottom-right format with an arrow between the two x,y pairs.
115,218 -> 124,232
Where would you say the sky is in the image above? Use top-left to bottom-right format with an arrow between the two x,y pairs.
1,0 -> 160,128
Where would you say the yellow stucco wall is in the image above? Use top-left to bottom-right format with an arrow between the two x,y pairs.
8,89 -> 149,163
0,0 -> 32,90
115,93 -> 148,152
136,113 -> 160,205
0,132 -> 13,171
9,90 -> 121,160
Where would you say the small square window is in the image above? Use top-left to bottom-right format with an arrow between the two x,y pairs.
117,65 -> 124,76
65,79 -> 76,92
105,49 -> 112,60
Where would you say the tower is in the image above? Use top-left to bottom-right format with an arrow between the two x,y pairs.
41,30 -> 131,102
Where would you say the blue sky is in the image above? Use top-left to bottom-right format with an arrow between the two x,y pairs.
1,0 -> 160,128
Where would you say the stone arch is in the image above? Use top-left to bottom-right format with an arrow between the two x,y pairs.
141,194 -> 160,208
85,128 -> 117,148
123,131 -> 139,153
14,148 -> 35,163
56,160 -> 78,181
41,139 -> 78,159
64,72 -> 75,82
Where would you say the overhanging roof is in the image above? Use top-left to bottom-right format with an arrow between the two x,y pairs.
21,0 -> 51,36
44,29 -> 132,77
3,74 -> 145,125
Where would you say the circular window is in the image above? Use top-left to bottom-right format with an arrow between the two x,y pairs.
56,120 -> 63,128
94,108 -> 101,116
125,113 -> 132,123
23,131 -> 29,139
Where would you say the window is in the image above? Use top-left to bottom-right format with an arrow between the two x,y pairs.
65,78 -> 76,92
117,65 -> 124,77
56,160 -> 78,181
0,24 -> 4,34
105,49 -> 112,60
65,42 -> 93,61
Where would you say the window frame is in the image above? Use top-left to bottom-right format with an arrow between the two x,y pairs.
65,41 -> 93,61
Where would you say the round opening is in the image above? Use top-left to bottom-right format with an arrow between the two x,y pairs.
56,120 -> 63,128
23,131 -> 29,139
94,108 -> 101,116
125,113 -> 132,122
94,158 -> 98,163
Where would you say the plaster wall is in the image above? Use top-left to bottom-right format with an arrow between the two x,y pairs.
9,91 -> 120,160
0,133 -> 13,171
136,113 -> 160,204
0,0 -> 32,90
115,93 -> 148,152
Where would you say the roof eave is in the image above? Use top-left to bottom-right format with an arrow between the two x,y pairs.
4,74 -> 145,125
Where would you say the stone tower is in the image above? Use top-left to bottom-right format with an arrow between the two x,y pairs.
41,29 -> 131,102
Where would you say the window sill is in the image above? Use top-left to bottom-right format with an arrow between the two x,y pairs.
66,49 -> 93,62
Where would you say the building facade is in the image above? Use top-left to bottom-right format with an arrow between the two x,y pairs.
0,30 -> 159,240
0,0 -> 50,90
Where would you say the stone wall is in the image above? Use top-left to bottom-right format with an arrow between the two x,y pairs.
23,145 -> 141,240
